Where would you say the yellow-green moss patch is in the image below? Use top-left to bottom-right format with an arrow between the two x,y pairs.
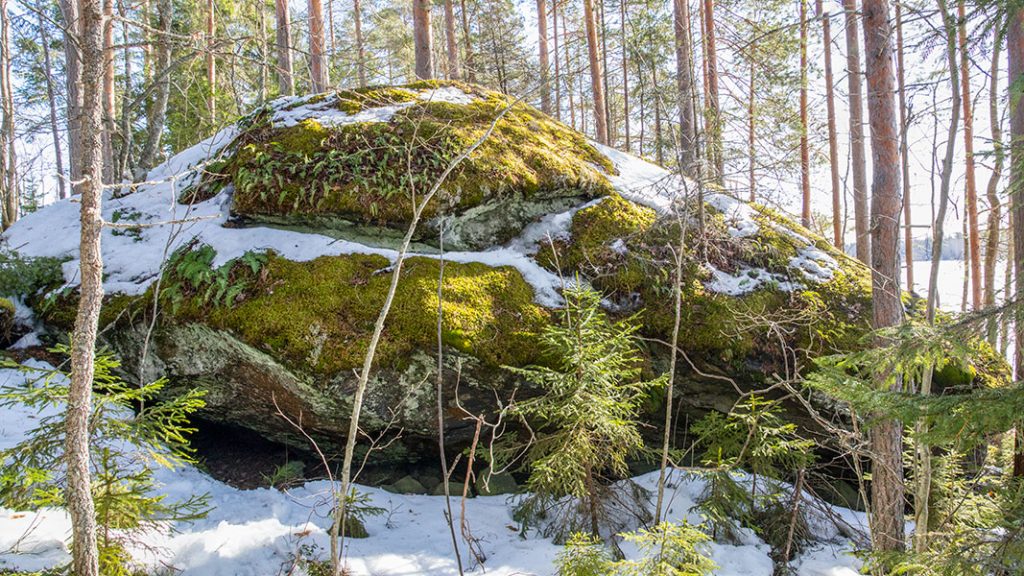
222,82 -> 615,234
169,250 -> 549,376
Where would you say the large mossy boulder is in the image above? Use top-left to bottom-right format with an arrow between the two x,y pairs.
1,81 -> 1009,463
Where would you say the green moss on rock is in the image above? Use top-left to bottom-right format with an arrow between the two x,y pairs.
219,82 -> 614,246
168,249 -> 549,376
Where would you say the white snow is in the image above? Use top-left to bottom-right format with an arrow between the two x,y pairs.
0,361 -> 865,575
272,86 -> 480,128
2,90 -> 840,308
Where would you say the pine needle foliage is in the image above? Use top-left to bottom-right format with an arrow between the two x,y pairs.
691,396 -> 814,550
0,346 -> 209,573
556,522 -> 717,576
503,285 -> 663,537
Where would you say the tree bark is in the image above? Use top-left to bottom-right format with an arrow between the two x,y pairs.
59,0 -> 83,185
583,0 -> 608,144
138,0 -> 172,174
620,0 -> 629,151
0,0 -> 16,228
673,0 -> 696,173
553,0 -> 561,120
102,0 -> 115,184
958,0 -> 982,309
206,0 -> 216,122
985,17 -> 1004,346
444,0 -> 459,79
896,0 -> 913,289
702,0 -> 722,182
748,58 -> 755,201
460,0 -> 474,82
413,0 -> 433,79
275,0 -> 294,95
537,0 -> 551,114
844,0 -> 870,263
1009,0 -> 1024,479
39,12 -> 67,200
800,0 -> 811,228
820,0 -> 842,248
67,0 -> 107,573
354,0 -> 366,87
862,0 -> 906,555
309,0 -> 329,91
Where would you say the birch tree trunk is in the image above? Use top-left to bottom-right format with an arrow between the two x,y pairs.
67,0 -> 107,572
844,0 -> 870,263
862,0 -> 906,555
413,0 -> 433,79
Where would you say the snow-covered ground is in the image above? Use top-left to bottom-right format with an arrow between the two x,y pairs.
0,363 -> 864,576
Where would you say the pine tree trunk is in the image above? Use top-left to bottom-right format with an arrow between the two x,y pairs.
958,0 -> 983,309
583,0 -> 608,144
564,5 -> 576,130
275,0 -> 294,95
862,0 -> 906,555
206,0 -> 217,122
460,0 -> 474,82
653,64 -> 663,165
138,0 -> 172,173
102,0 -> 115,184
68,0 -> 106,573
800,0 -> 811,228
820,0 -> 842,248
538,0 -> 551,114
599,0 -> 612,142
553,0 -> 561,120
1009,0 -> 1024,479
117,11 -> 133,178
673,0 -> 696,172
0,0 -> 17,228
444,0 -> 459,79
0,0 -> 13,227
985,18 -> 1004,346
354,0 -> 366,87
620,0 -> 629,151
748,58 -> 755,202
39,12 -> 67,200
896,1 -> 913,289
844,0 -> 870,263
702,0 -> 722,182
59,0 -> 83,186
309,0 -> 329,90
413,0 -> 433,80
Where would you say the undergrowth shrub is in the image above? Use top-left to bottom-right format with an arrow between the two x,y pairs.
0,347 -> 209,574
